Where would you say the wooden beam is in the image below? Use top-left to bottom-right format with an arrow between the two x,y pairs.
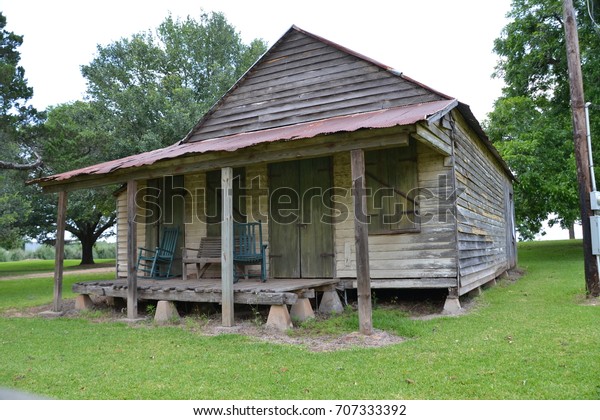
413,123 -> 452,156
52,191 -> 67,312
350,149 -> 373,335
221,167 -> 235,326
72,283 -> 301,305
126,179 -> 138,319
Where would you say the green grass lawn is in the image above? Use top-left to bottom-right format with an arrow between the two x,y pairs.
0,273 -> 116,311
0,259 -> 115,277
0,241 -> 598,399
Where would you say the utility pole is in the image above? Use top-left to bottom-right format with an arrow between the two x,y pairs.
563,0 -> 600,297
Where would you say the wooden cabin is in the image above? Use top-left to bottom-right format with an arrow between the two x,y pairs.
34,26 -> 516,325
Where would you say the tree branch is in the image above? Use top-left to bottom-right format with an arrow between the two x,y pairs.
0,151 -> 42,170
93,214 -> 117,241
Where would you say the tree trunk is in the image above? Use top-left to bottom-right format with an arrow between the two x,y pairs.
569,223 -> 576,240
67,214 -> 116,266
80,235 -> 95,265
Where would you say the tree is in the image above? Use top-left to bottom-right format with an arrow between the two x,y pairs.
0,12 -> 43,170
488,0 -> 600,238
80,11 -> 267,158
19,12 -> 267,264
0,170 -> 32,249
0,12 -> 43,249
23,101 -> 118,264
486,97 -> 579,239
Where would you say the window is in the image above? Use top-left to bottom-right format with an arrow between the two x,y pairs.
365,141 -> 419,234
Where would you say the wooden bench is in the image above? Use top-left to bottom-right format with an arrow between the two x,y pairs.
183,222 -> 268,282
182,237 -> 221,280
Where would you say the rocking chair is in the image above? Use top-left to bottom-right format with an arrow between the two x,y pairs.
136,227 -> 179,279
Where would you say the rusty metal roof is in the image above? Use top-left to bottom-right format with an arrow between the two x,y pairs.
33,99 -> 458,185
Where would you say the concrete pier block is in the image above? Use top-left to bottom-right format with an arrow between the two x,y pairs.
468,286 -> 483,298
75,294 -> 94,311
154,300 -> 180,324
442,296 -> 462,315
266,305 -> 293,330
318,290 -> 343,314
290,298 -> 315,322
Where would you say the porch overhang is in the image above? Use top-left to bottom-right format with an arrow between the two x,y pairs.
31,99 -> 460,193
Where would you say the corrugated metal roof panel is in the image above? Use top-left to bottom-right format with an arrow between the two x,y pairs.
33,99 -> 457,185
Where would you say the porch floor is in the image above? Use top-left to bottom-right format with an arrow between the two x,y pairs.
72,277 -> 341,306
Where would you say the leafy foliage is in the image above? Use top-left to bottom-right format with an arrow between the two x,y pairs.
80,11 -> 267,157
11,11 -> 266,264
0,12 -> 43,170
488,0 -> 600,238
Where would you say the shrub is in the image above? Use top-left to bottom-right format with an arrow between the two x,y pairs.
93,242 -> 116,259
9,249 -> 26,261
0,248 -> 8,263
31,245 -> 55,260
64,244 -> 82,260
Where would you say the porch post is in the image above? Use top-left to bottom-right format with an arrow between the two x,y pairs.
221,167 -> 235,327
52,190 -> 67,313
351,149 -> 373,335
126,179 -> 138,320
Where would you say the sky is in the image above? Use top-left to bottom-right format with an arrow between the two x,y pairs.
2,0 -> 513,121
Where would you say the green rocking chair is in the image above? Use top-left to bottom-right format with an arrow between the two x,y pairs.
137,227 -> 179,279
233,221 -> 268,282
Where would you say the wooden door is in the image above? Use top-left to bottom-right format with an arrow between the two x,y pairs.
269,157 -> 333,278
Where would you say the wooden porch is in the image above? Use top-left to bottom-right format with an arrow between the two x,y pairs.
45,153 -> 374,333
73,277 -> 343,329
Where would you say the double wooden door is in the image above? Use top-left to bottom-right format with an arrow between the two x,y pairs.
269,157 -> 334,278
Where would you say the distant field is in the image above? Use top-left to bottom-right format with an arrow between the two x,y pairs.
0,259 -> 115,277
0,241 -> 598,400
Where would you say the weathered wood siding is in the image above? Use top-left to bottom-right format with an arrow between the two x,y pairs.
116,191 -> 127,278
451,111 -> 513,294
116,182 -> 147,278
334,141 -> 458,287
246,163 -> 270,275
187,28 -> 444,142
184,172 -> 207,253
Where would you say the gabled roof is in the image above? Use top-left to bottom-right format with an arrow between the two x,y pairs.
182,25 -> 449,143
33,25 -> 511,189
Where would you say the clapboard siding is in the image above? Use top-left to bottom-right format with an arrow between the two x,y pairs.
246,163 -> 270,277
334,141 -> 458,284
187,29 -> 444,142
116,191 -> 127,278
184,172 -> 207,251
452,111 -> 511,293
116,182 -> 147,278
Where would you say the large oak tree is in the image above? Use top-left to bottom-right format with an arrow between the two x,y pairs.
486,0 -> 600,239
24,11 -> 267,264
